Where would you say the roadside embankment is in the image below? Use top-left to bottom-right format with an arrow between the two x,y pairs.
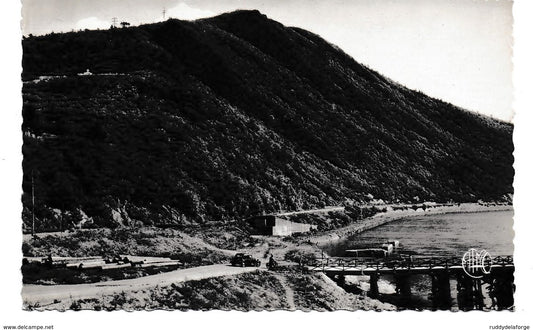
25,270 -> 395,311
22,264 -> 260,307
22,227 -> 236,264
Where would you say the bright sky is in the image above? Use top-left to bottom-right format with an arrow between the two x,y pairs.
21,0 -> 514,122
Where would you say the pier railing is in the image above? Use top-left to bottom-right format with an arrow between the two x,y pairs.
305,255 -> 514,310
306,255 -> 514,275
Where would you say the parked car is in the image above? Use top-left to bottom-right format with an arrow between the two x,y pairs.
230,253 -> 261,267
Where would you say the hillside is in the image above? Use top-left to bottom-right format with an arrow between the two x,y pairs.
21,10 -> 513,231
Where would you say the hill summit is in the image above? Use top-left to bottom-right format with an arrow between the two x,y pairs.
21,10 -> 513,230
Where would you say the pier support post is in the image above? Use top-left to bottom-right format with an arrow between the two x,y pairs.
456,273 -> 484,310
489,270 -> 514,310
369,273 -> 379,298
393,273 -> 411,305
456,273 -> 473,310
430,271 -> 452,310
474,278 -> 484,310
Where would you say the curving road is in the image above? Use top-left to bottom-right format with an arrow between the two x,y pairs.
22,264 -> 260,305
276,206 -> 345,217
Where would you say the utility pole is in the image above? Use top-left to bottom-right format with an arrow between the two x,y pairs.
60,202 -> 63,232
162,8 -> 166,20
111,17 -> 118,28
31,170 -> 35,236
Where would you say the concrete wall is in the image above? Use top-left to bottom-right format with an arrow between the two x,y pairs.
247,216 -> 317,236
272,218 -> 316,236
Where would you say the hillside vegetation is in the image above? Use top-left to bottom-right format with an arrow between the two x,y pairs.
21,10 -> 513,231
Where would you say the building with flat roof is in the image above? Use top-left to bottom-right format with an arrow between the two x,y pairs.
247,215 -> 317,236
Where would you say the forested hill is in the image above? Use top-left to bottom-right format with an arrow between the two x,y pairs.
21,10 -> 513,230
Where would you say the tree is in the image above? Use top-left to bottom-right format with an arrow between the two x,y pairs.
120,22 -> 130,28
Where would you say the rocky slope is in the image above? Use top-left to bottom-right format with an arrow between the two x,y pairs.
21,10 -> 513,231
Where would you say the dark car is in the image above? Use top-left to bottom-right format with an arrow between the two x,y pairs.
230,253 -> 261,267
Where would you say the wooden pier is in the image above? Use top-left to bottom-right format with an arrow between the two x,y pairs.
306,255 -> 514,310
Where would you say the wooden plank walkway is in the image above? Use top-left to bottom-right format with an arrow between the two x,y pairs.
305,255 -> 514,275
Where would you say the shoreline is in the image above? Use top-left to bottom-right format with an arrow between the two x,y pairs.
21,203 -> 511,311
305,203 -> 513,246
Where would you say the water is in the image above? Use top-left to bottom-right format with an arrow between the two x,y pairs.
323,210 -> 514,258
323,210 -> 514,310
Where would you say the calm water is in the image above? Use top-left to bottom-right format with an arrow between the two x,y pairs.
324,210 -> 514,258
323,210 -> 514,309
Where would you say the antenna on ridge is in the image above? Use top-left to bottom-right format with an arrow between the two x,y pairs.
163,8 -> 166,20
111,17 -> 118,28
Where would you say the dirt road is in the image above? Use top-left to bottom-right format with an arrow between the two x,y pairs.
22,264 -> 260,305
276,206 -> 345,217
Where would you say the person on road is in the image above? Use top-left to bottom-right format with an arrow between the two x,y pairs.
267,254 -> 277,270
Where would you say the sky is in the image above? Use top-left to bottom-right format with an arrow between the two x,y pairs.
21,0 -> 514,122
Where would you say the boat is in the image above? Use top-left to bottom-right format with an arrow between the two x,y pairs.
345,240 -> 400,258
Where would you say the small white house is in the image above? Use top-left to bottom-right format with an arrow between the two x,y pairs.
78,69 -> 93,76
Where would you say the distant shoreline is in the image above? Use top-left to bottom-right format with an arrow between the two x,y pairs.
306,203 -> 513,246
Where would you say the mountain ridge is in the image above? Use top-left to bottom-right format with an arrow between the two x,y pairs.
21,10 -> 513,231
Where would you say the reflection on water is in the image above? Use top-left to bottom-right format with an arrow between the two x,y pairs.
323,210 -> 514,310
323,210 -> 514,258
